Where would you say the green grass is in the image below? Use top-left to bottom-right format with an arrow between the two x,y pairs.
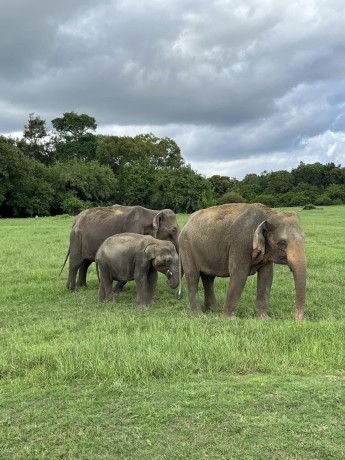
1,207 -> 345,458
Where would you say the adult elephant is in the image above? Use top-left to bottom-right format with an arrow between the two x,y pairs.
179,203 -> 306,322
60,205 -> 180,291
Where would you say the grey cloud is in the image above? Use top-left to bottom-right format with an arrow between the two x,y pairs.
1,0 -> 345,177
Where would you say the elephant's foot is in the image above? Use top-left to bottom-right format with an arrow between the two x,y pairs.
294,310 -> 304,323
136,303 -> 148,308
205,303 -> 219,312
104,294 -> 114,302
189,307 -> 204,316
66,281 -> 76,291
256,312 -> 271,320
221,312 -> 237,320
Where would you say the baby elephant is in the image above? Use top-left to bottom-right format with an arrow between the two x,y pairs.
95,233 -> 179,307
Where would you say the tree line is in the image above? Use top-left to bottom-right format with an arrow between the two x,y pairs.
1,111 -> 344,217
0,112 -> 215,217
210,162 -> 345,207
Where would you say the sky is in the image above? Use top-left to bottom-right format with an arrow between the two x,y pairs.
1,0 -> 345,179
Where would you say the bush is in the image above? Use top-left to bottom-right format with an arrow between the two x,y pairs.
332,198 -> 343,205
302,204 -> 316,210
218,191 -> 245,204
252,194 -> 276,207
315,194 -> 333,206
62,192 -> 93,215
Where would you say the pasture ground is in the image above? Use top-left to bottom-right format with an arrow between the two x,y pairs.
0,207 -> 344,459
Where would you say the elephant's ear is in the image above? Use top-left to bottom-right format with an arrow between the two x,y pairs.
252,220 -> 267,262
144,243 -> 157,260
152,211 -> 164,237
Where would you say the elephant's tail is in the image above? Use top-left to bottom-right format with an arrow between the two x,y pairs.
58,247 -> 70,276
176,253 -> 184,300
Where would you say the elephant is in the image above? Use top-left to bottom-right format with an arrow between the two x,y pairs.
59,205 -> 180,291
179,203 -> 307,322
95,233 -> 179,307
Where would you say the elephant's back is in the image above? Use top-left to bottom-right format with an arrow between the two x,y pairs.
182,203 -> 251,236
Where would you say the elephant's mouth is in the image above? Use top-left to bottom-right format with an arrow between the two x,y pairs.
166,269 -> 173,279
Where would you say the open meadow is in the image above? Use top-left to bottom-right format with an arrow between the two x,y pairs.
1,206 -> 345,459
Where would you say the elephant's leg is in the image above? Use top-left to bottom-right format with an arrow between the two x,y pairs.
222,272 -> 248,319
98,280 -> 106,302
77,260 -> 92,287
67,233 -> 82,291
185,270 -> 203,315
104,279 -> 114,302
135,275 -> 150,308
201,273 -> 218,311
67,260 -> 80,291
255,263 -> 273,319
146,270 -> 158,305
98,264 -> 114,302
114,281 -> 127,293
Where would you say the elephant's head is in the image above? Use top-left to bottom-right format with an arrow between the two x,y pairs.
253,211 -> 306,322
144,241 -> 179,289
152,209 -> 180,252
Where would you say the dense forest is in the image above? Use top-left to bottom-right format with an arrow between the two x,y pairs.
1,112 -> 345,217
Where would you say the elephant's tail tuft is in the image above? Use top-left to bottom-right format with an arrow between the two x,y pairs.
58,247 -> 70,276
176,253 -> 183,300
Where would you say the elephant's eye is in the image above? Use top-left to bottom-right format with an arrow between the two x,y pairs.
278,239 -> 287,249
171,228 -> 177,233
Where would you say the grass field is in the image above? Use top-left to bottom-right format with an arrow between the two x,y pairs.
0,206 -> 345,459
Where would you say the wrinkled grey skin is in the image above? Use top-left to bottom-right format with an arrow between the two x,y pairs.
179,203 -> 307,322
95,233 -> 179,307
59,205 -> 180,291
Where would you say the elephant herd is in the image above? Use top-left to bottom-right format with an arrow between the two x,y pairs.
60,203 -> 307,322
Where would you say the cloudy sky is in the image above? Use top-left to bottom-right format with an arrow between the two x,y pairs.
1,0 -> 345,179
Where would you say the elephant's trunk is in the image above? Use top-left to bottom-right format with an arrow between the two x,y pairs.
167,264 -> 179,289
173,230 -> 180,254
287,242 -> 307,322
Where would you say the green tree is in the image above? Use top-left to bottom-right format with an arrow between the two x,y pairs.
323,163 -> 345,185
52,112 -> 98,162
241,184 -> 264,202
52,112 -> 97,138
48,160 -> 117,214
291,162 -> 341,187
17,113 -> 53,165
324,184 -> 345,203
0,136 -> 54,216
266,170 -> 294,194
96,135 -> 137,173
254,194 -> 276,207
151,166 -> 216,213
282,183 -> 320,206
242,173 -> 261,185
208,175 -> 236,197
97,133 -> 184,174
134,134 -> 184,169
116,159 -> 155,207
